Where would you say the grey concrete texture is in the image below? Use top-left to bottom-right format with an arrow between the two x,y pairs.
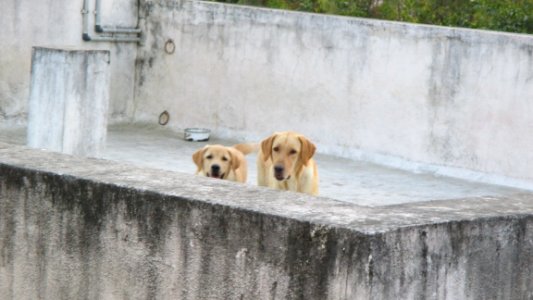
27,47 -> 110,157
1,142 -> 532,299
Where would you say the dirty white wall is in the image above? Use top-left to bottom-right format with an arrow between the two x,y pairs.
134,1 -> 533,187
0,0 -> 138,126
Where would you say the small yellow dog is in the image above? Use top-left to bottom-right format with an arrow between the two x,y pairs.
192,144 -> 252,183
257,132 -> 318,195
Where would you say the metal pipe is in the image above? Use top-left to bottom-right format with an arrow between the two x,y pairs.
95,0 -> 102,31
94,0 -> 142,34
82,0 -> 91,41
82,26 -> 141,43
85,35 -> 141,43
98,26 -> 142,34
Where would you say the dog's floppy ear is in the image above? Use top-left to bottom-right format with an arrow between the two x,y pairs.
298,136 -> 316,165
261,134 -> 277,162
192,147 -> 207,170
227,148 -> 241,170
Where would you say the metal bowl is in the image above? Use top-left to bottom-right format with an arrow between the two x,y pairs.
184,128 -> 211,142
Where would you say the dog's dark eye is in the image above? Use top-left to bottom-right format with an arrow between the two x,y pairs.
289,149 -> 297,155
222,156 -> 228,161
273,146 -> 280,152
206,155 -> 213,160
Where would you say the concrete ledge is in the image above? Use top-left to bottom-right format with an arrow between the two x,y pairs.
1,143 -> 532,299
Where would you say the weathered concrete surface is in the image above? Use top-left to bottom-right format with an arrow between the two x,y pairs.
1,142 -> 532,299
134,1 -> 533,189
0,0 -> 137,126
27,47 -> 110,157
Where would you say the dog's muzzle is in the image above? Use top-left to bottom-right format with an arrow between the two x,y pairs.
274,165 -> 285,181
209,164 -> 224,179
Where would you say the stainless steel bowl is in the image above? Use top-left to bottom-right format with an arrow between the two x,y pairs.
184,128 -> 211,142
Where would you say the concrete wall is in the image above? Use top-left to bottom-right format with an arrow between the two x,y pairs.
27,47 -> 111,157
1,143 -> 532,299
134,1 -> 533,188
0,0 -> 138,126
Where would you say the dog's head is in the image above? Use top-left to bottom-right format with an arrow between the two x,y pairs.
192,145 -> 241,179
261,132 -> 316,181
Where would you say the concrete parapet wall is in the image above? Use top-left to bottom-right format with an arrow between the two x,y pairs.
1,143 -> 532,299
134,1 -> 533,187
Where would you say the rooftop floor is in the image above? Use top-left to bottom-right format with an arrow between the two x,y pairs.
0,124 -> 524,206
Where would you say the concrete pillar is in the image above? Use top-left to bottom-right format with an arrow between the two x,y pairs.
27,47 -> 110,157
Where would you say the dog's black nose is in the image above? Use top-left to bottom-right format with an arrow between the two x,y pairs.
274,165 -> 284,174
211,165 -> 220,172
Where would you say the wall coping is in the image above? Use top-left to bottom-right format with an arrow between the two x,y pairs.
192,0 -> 533,42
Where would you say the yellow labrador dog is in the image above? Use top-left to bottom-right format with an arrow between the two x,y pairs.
257,132 -> 318,195
192,144 -> 251,183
